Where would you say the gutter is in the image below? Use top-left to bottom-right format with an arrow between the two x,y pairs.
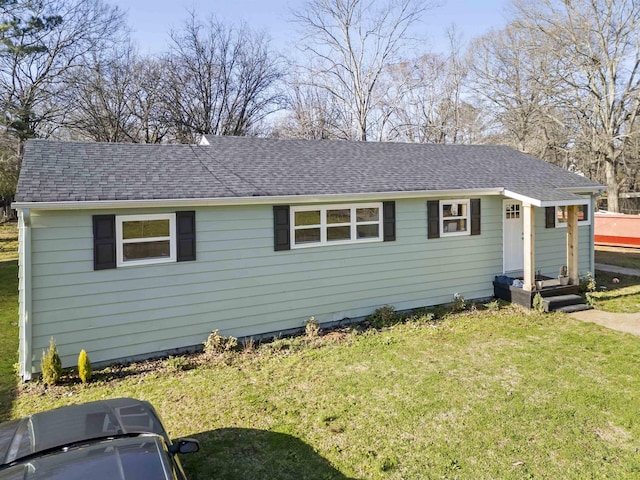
17,209 -> 32,381
12,188 -> 504,211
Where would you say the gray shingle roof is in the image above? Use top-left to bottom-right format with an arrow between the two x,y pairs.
15,137 -> 603,203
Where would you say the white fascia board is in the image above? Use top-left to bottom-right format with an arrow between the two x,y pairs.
12,188 -> 504,211
198,135 -> 210,145
502,189 -> 595,208
502,190 -> 544,207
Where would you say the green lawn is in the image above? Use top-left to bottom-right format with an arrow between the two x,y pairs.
596,246 -> 640,271
12,309 -> 640,479
0,222 -> 19,422
4,224 -> 640,478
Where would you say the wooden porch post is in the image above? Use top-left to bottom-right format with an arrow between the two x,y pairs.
567,205 -> 579,285
523,203 -> 535,291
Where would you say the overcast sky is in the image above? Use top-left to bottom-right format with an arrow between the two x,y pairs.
110,0 -> 509,55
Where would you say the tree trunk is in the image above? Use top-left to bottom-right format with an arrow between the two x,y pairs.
605,159 -> 620,213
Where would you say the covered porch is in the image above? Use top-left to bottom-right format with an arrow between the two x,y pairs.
494,187 -> 595,311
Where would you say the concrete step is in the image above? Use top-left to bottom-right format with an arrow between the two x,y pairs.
542,294 -> 585,312
554,303 -> 593,313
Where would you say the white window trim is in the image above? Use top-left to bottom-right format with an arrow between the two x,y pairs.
555,203 -> 591,228
116,213 -> 177,267
440,199 -> 470,237
290,203 -> 383,249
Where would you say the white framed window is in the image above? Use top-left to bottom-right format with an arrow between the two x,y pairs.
291,203 -> 383,248
116,213 -> 177,267
555,203 -> 590,227
440,199 -> 470,236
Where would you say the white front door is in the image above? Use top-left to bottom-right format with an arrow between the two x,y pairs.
503,200 -> 524,273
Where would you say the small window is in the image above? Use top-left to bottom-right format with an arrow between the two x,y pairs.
291,203 -> 382,248
555,204 -> 590,227
116,214 -> 176,266
505,203 -> 520,219
440,200 -> 470,236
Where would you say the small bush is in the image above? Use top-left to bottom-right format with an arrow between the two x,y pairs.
532,293 -> 545,313
78,349 -> 93,383
305,316 -> 320,338
452,293 -> 466,312
203,329 -> 238,357
484,300 -> 501,311
408,308 -> 435,324
164,355 -> 189,372
242,337 -> 256,353
41,337 -> 62,385
585,292 -> 595,306
579,271 -> 596,293
367,305 -> 399,328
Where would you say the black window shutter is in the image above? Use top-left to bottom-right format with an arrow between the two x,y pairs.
382,201 -> 396,241
545,207 -> 555,228
427,200 -> 440,239
274,205 -> 290,251
470,198 -> 481,236
93,215 -> 116,270
176,211 -> 196,261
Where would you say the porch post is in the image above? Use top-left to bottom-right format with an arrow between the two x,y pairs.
523,203 -> 535,291
567,205 -> 579,285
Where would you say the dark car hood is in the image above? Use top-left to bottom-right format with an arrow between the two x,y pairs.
0,435 -> 172,480
0,398 -> 167,466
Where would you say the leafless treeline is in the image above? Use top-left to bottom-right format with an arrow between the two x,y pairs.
1,0 -> 639,212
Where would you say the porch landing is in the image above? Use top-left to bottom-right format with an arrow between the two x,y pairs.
493,278 -> 592,312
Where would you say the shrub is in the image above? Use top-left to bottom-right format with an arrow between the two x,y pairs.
411,310 -> 435,324
164,355 -> 189,372
305,316 -> 320,338
78,349 -> 93,383
242,337 -> 256,353
366,305 -> 399,328
41,337 -> 62,385
452,293 -> 466,312
579,271 -> 596,293
484,300 -> 501,311
532,293 -> 545,313
203,329 -> 238,357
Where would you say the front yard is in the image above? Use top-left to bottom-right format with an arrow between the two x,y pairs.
3,221 -> 640,478
12,309 -> 640,479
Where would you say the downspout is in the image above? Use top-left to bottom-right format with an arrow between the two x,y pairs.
589,195 -> 595,275
18,208 -> 32,381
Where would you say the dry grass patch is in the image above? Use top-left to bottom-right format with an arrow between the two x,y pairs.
0,221 -> 18,262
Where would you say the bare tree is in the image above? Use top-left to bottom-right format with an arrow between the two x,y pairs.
512,0 -> 640,212
292,0 -> 432,141
0,132 -> 19,219
65,46 -> 169,143
273,73 -> 346,139
467,23 -> 569,160
385,27 -> 476,144
162,13 -> 285,143
0,0 -> 125,146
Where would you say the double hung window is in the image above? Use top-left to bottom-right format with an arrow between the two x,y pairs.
291,203 -> 383,248
440,200 -> 470,236
116,214 -> 176,266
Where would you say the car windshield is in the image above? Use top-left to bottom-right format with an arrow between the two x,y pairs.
0,436 -> 171,480
0,399 -> 167,466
